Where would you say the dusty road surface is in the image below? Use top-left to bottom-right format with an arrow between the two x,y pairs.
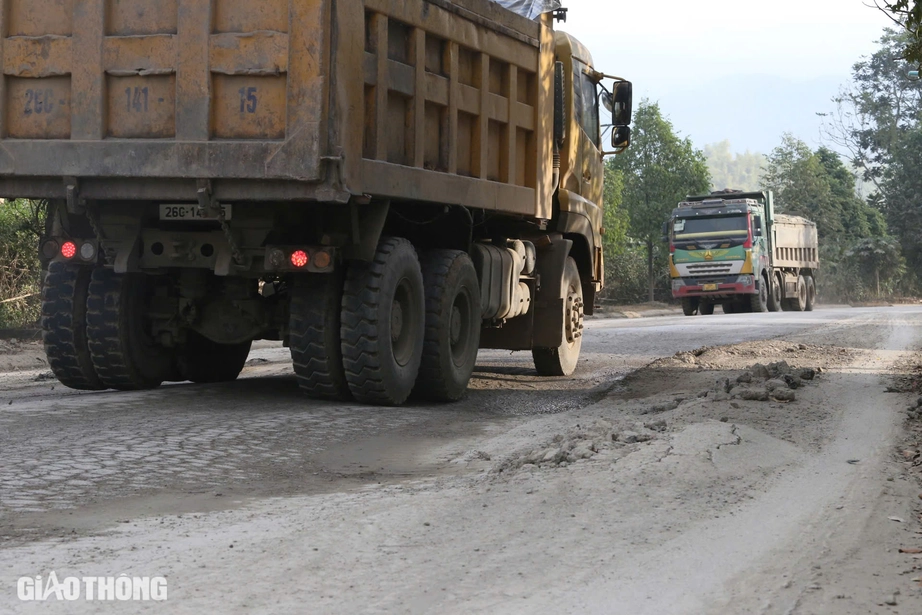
2,306 -> 922,614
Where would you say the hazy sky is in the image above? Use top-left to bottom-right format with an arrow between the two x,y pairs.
559,0 -> 898,152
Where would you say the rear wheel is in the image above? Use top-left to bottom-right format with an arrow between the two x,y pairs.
699,302 -> 715,315
341,237 -> 425,405
804,276 -> 816,311
177,331 -> 251,383
414,250 -> 481,401
768,274 -> 782,312
533,257 -> 583,376
290,273 -> 350,400
721,302 -> 736,314
41,262 -> 104,390
86,268 -> 172,390
681,297 -> 699,316
749,275 -> 769,312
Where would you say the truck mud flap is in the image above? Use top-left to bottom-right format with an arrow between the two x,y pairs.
532,236 -> 572,348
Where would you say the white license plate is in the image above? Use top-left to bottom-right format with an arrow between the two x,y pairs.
159,204 -> 232,221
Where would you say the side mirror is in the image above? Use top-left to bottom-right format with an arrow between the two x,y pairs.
612,81 -> 632,125
554,62 -> 566,145
611,125 -> 631,149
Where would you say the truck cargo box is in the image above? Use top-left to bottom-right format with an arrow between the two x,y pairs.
0,0 -> 552,217
772,213 -> 819,270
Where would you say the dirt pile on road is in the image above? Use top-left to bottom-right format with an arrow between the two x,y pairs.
488,337 -> 868,481
706,360 -> 817,403
494,346 -> 830,474
0,338 -> 44,373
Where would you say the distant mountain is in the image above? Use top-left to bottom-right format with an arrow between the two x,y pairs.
653,74 -> 847,155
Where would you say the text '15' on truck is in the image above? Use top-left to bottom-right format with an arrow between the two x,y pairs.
3,0 -> 632,405
667,190 -> 819,316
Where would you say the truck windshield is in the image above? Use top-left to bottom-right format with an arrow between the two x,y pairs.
673,215 -> 748,240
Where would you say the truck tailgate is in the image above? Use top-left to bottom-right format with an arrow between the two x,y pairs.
0,0 -> 327,180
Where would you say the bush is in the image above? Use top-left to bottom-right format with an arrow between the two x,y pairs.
818,238 -> 906,303
601,243 -> 672,304
0,200 -> 45,328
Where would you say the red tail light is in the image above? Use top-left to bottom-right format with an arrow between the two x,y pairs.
669,243 -> 675,254
290,250 -> 309,268
60,241 -> 77,259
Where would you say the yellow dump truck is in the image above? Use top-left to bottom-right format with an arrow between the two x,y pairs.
2,0 -> 631,404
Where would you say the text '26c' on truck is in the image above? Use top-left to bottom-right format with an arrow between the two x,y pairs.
668,191 -> 819,316
2,0 -> 632,405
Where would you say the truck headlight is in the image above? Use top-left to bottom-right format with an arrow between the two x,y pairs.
672,279 -> 685,291
736,275 -> 753,286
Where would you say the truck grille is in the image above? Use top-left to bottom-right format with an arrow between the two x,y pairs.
685,262 -> 736,275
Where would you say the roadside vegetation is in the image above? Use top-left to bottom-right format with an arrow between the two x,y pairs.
0,200 -> 44,328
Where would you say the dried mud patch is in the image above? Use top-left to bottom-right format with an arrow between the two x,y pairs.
492,340 -> 857,477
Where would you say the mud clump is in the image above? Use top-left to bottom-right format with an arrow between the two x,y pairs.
708,360 -> 821,404
495,417 -> 665,474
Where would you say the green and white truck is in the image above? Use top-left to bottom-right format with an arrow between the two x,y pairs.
668,190 -> 819,315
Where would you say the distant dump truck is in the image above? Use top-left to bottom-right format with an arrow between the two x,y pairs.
668,191 -> 819,315
1,0 -> 632,405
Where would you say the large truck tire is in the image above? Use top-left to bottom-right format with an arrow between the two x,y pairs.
533,257 -> 583,376
177,332 -> 251,384
699,302 -> 715,315
750,275 -> 769,312
414,250 -> 481,401
86,268 -> 172,390
768,273 -> 783,312
681,297 -> 699,316
41,262 -> 104,390
804,276 -> 816,311
721,302 -> 736,314
341,237 -> 425,405
289,273 -> 351,400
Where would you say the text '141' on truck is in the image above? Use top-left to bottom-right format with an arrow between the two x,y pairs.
3,0 -> 632,405
668,190 -> 819,316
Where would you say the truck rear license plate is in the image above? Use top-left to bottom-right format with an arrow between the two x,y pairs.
159,204 -> 232,221
702,283 -> 718,291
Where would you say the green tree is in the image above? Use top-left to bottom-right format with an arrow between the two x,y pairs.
844,236 -> 906,297
879,128 -> 922,274
601,164 -> 627,260
820,30 -> 922,192
874,1 -> 922,66
761,135 -> 886,249
608,100 -> 711,302
703,141 -> 767,192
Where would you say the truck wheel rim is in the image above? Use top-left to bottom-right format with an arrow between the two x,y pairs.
391,278 -> 417,367
450,288 -> 474,367
566,291 -> 584,344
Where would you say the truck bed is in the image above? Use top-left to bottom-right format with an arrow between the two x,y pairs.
772,214 -> 819,269
0,0 -> 552,216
